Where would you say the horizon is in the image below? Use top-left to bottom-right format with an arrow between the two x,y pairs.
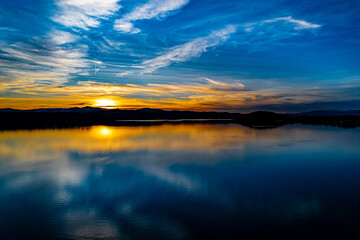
2,105 -> 360,116
1,0 -> 359,112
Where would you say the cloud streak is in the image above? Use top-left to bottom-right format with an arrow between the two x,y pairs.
0,40 -> 92,88
114,0 -> 189,33
118,25 -> 238,75
262,16 -> 321,30
117,16 -> 320,76
53,0 -> 121,30
204,77 -> 245,88
2,77 -> 359,112
0,77 -> 298,111
49,30 -> 79,45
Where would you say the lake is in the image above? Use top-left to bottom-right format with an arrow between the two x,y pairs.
0,124 -> 359,239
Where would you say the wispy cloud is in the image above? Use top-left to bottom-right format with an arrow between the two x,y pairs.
49,30 -> 79,45
118,25 -> 237,75
114,0 -> 189,33
262,16 -> 321,30
243,16 -> 321,33
238,16 -> 322,52
0,41 -> 92,87
4,77 -> 246,96
0,0 -> 117,90
3,76 -> 359,112
204,77 -> 244,88
0,78 -> 269,110
0,27 -> 18,32
117,16 -> 321,76
53,0 -> 121,30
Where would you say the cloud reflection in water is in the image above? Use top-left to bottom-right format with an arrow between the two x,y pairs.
0,124 -> 360,239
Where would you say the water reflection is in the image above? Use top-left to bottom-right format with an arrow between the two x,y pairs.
0,124 -> 359,239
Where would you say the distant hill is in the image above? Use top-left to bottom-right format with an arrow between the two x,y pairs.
289,110 -> 360,116
0,106 -> 103,113
0,107 -> 359,129
2,107 -> 360,116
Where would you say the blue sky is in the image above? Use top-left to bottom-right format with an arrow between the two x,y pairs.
0,0 -> 359,112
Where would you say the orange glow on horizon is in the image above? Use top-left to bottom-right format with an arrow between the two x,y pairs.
0,79 -> 278,111
93,99 -> 117,109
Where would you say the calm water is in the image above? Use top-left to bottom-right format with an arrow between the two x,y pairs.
0,124 -> 359,239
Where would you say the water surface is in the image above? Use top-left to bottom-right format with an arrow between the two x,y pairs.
0,124 -> 359,239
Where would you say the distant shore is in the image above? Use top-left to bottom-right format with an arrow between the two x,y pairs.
1,107 -> 359,130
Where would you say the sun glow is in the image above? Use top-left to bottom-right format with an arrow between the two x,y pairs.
93,99 -> 117,109
97,127 -> 113,137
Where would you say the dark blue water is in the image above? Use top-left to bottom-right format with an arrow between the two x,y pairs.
0,124 -> 359,239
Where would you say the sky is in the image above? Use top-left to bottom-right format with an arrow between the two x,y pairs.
0,0 -> 359,112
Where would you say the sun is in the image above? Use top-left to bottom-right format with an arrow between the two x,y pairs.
93,99 -> 117,109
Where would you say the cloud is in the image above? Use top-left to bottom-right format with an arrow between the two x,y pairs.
117,16 -> 321,76
0,27 -> 18,32
3,78 -> 359,112
262,16 -> 321,30
0,41 -> 92,87
114,0 -> 189,33
49,30 -> 79,45
242,16 -> 321,33
118,25 -> 237,75
0,77 -> 268,111
53,0 -> 121,30
236,16 -> 322,52
114,21 -> 139,34
204,77 -> 245,88
3,77 -> 246,97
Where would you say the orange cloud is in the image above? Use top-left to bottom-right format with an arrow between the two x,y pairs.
0,78 -> 303,111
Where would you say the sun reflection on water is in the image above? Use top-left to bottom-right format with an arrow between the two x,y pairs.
0,124 -> 341,163
98,127 -> 112,137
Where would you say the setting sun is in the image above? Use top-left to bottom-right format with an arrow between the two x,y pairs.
93,99 -> 117,109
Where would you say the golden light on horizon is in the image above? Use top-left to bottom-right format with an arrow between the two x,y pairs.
93,99 -> 117,109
